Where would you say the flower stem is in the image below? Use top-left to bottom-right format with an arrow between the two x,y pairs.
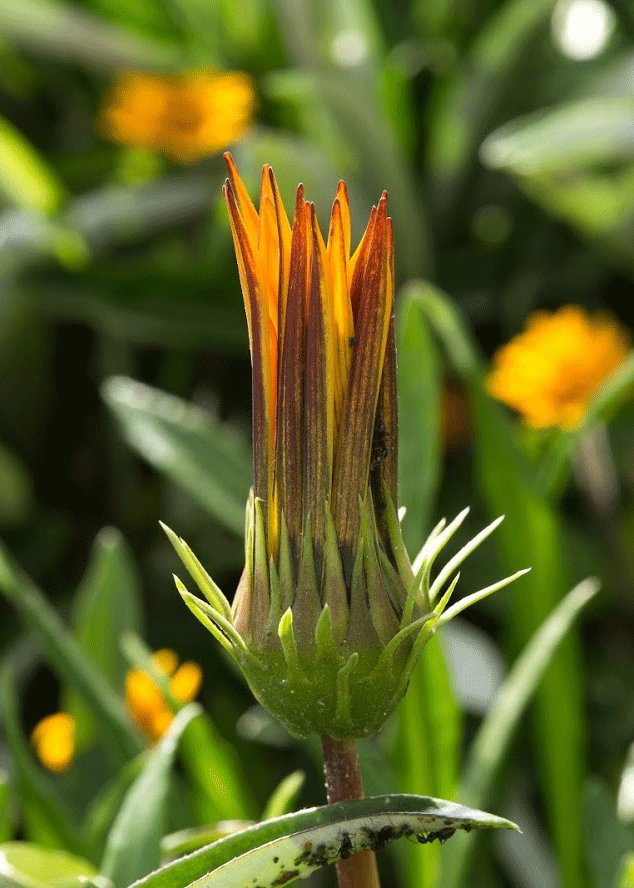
321,734 -> 381,888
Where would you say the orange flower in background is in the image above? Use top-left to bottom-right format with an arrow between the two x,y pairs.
101,71 -> 255,164
125,648 -> 202,743
31,650 -> 201,771
31,712 -> 75,773
487,305 -> 631,430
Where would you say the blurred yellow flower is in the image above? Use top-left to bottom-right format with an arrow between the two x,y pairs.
100,70 -> 255,163
31,712 -> 75,773
125,648 -> 202,743
487,305 -> 631,430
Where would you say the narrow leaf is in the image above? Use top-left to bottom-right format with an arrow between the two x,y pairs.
440,578 -> 599,888
0,542 -> 141,762
101,704 -> 201,887
64,528 -> 143,751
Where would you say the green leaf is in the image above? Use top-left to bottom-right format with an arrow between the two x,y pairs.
102,377 -> 251,537
0,0 -> 181,70
470,386 -> 590,888
100,704 -> 201,888
614,854 -> 634,888
396,286 -> 442,554
0,542 -> 142,762
0,667 -> 82,854
0,440 -> 32,525
582,778 -> 633,888
0,842 -> 111,888
261,771 -> 306,821
130,795 -> 518,888
409,281 -> 593,888
160,823 -> 254,863
82,757 -> 145,861
64,528 -> 143,751
393,281 -> 462,888
427,0 -> 557,217
439,577 -> 599,888
0,114 -> 64,213
481,97 -> 634,178
393,638 -> 462,888
480,98 -> 634,267
0,770 -> 12,842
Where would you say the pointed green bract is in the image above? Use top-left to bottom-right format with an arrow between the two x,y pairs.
164,500 -> 527,739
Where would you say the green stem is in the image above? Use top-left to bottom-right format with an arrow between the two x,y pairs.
320,735 -> 381,888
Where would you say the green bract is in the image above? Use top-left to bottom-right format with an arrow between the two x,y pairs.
163,504 -> 526,739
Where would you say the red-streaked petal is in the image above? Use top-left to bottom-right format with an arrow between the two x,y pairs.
275,185 -> 308,568
332,194 -> 392,580
348,204 -> 377,323
304,203 -> 334,575
371,216 -> 397,513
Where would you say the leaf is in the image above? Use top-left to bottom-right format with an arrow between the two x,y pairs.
0,842 -> 112,888
439,577 -> 599,888
614,854 -> 634,888
130,795 -> 518,888
427,0 -> 557,217
396,286 -> 442,554
261,771 -> 306,821
102,377 -> 251,537
64,528 -> 144,751
161,824 -> 254,863
0,770 -> 12,842
0,440 -> 33,525
82,756 -> 145,862
0,114 -> 64,213
481,97 -> 634,178
0,0 -> 180,71
393,281 -> 462,888
0,666 -> 83,854
0,542 -> 142,762
406,280 -> 592,888
582,778 -> 632,888
100,704 -> 202,888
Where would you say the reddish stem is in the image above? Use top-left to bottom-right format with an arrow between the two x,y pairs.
321,735 -> 381,888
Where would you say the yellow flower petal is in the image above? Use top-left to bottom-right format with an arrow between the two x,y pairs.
101,70 -> 255,164
487,305 -> 631,429
31,713 -> 75,773
169,661 -> 203,703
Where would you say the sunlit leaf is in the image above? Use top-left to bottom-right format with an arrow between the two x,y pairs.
0,842 -> 111,888
130,795 -> 517,888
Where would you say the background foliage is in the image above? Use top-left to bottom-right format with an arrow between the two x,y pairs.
1,0 -> 634,886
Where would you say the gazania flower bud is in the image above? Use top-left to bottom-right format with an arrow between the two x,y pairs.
164,156 -> 527,739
